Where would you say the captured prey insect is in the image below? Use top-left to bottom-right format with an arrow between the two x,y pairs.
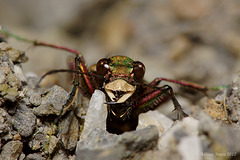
1,28 -> 211,134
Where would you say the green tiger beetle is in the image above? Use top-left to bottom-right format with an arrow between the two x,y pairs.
1,28 -> 224,134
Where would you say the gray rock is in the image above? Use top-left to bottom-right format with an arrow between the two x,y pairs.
33,85 -> 69,116
13,103 -> 36,137
14,64 -> 27,84
25,153 -> 46,160
29,92 -> 42,106
198,112 -> 240,154
76,128 -> 123,160
0,123 -> 10,134
19,153 -> 26,160
0,42 -> 28,104
45,135 -> 59,155
137,110 -> 173,137
77,128 -> 118,150
177,135 -> 202,160
0,42 -> 28,63
0,140 -> 23,160
25,72 -> 40,89
60,111 -> 80,151
29,132 -> 46,151
0,108 -> 12,137
76,145 -> 125,160
0,69 -> 5,84
80,90 -> 107,141
135,149 -> 182,160
76,125 -> 159,160
229,72 -> 240,122
117,125 -> 159,158
52,148 -> 68,160
158,117 -> 199,149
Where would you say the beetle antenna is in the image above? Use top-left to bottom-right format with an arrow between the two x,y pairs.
208,85 -> 229,91
1,27 -> 80,56
36,69 -> 104,88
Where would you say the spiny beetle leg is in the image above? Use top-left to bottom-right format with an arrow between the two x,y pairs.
75,55 -> 95,98
161,85 -> 189,119
164,85 -> 189,117
54,81 -> 79,124
54,55 -> 95,123
134,84 -> 188,119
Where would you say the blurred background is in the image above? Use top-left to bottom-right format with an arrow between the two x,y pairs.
1,0 -> 240,91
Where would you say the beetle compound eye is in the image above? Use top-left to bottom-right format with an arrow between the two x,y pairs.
133,61 -> 145,81
96,58 -> 110,76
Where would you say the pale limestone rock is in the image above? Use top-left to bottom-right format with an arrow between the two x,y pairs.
80,90 -> 107,140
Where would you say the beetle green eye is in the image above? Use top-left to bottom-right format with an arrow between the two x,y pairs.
96,58 -> 110,76
133,61 -> 145,81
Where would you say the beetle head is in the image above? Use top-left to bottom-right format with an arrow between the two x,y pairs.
96,56 -> 145,103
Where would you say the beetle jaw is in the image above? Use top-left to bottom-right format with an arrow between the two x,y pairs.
104,79 -> 136,103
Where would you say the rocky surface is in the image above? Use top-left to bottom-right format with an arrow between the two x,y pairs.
0,42 -> 239,159
1,1 -> 240,159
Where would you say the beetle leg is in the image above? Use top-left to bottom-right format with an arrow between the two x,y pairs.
54,55 -> 96,123
75,55 -> 95,98
134,85 -> 188,119
161,85 -> 189,118
149,78 -> 208,92
54,81 -> 79,123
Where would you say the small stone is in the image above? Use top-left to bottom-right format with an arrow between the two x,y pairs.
0,70 -> 5,84
0,140 -> 23,160
52,148 -> 68,160
76,144 -> 125,160
29,133 -> 45,150
204,99 -> 229,124
137,110 -> 173,137
77,128 -> 118,150
158,117 -> 199,149
45,135 -> 59,154
13,103 -> 36,137
14,133 -> 22,141
33,85 -> 69,116
29,92 -> 42,106
80,90 -> 107,140
76,125 -> 159,160
4,86 -> 19,102
25,72 -> 40,89
60,111 -> 80,151
14,64 -> 27,84
42,124 -> 57,135
76,127 -> 122,160
139,149 -> 182,160
19,153 -> 26,160
177,135 -> 202,160
198,112 -> 240,153
0,108 -> 12,136
229,72 -> 240,122
0,123 -> 10,134
25,153 -> 45,160
117,125 -> 159,157
0,42 -> 11,50
0,42 -> 28,63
